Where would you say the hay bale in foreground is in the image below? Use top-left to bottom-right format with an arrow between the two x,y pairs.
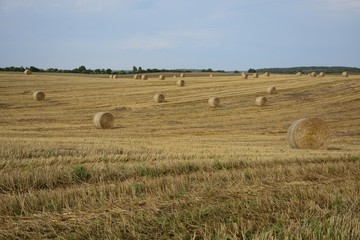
93,112 -> 114,129
318,72 -> 325,77
208,97 -> 220,107
24,69 -> 32,75
342,71 -> 348,77
180,73 -> 185,78
255,96 -> 267,106
159,75 -> 165,80
253,73 -> 259,78
177,79 -> 185,87
141,75 -> 148,80
153,94 -> 165,103
263,72 -> 270,77
266,86 -> 277,95
33,91 -> 45,101
287,118 -> 330,149
109,75 -> 113,79
242,73 -> 248,79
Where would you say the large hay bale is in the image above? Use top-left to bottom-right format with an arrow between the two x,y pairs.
177,79 -> 185,87
263,72 -> 270,77
159,75 -> 165,80
255,96 -> 267,106
266,86 -> 277,95
310,72 -> 317,77
296,72 -> 303,76
208,97 -> 220,107
24,69 -> 32,75
318,72 -> 325,77
112,75 -> 118,79
253,73 -> 259,78
342,71 -> 348,77
134,74 -> 141,79
141,75 -> 148,80
93,112 -> 114,129
180,73 -> 185,78
153,93 -> 165,103
287,118 -> 330,149
109,75 -> 113,79
33,91 -> 45,101
242,73 -> 248,79
210,74 -> 213,77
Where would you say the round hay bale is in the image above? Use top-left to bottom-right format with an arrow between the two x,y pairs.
112,75 -> 118,79
318,72 -> 325,77
109,75 -> 113,79
242,73 -> 248,79
93,112 -> 114,129
180,73 -> 185,78
310,72 -> 317,77
24,69 -> 32,75
173,75 -> 177,78
342,71 -> 348,77
263,72 -> 270,77
33,91 -> 45,101
159,75 -> 165,80
153,93 -> 165,103
296,72 -> 303,76
141,75 -> 148,80
266,86 -> 277,95
253,73 -> 259,78
287,118 -> 330,149
210,74 -> 213,77
177,79 -> 185,87
255,96 -> 267,106
208,97 -> 220,107
133,74 -> 141,79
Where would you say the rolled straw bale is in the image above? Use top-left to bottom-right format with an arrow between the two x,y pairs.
287,118 -> 330,149
109,75 -> 113,79
173,75 -> 177,78
159,75 -> 165,80
33,91 -> 45,101
253,73 -> 259,78
255,96 -> 267,106
112,75 -> 118,79
296,72 -> 303,76
93,112 -> 114,129
141,75 -> 148,80
177,79 -> 185,87
242,73 -> 248,79
310,72 -> 317,77
180,73 -> 185,78
266,86 -> 277,95
342,71 -> 348,77
134,74 -> 141,79
263,72 -> 270,77
153,93 -> 165,103
208,97 -> 220,107
210,74 -> 213,77
24,69 -> 32,75
318,72 -> 325,77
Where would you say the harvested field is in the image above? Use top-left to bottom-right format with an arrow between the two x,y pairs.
0,72 -> 359,239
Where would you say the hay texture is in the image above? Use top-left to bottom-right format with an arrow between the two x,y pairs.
310,72 -> 317,77
342,71 -> 348,77
210,74 -> 213,77
253,73 -> 259,78
177,79 -> 185,87
153,94 -> 165,103
112,75 -> 118,79
134,74 -> 141,79
296,72 -> 303,76
208,97 -> 220,108
24,69 -> 32,75
159,75 -> 165,80
266,86 -> 277,95
242,73 -> 248,79
33,91 -> 45,101
109,75 -> 113,79
93,112 -> 114,129
287,118 -> 330,149
263,72 -> 270,77
318,72 -> 325,77
141,75 -> 148,80
255,96 -> 267,106
180,73 -> 185,78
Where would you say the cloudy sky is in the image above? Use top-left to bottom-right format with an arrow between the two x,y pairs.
0,0 -> 359,71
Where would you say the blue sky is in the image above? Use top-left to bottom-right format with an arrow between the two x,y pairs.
0,0 -> 359,71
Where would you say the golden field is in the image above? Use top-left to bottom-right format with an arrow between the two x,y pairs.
0,72 -> 359,239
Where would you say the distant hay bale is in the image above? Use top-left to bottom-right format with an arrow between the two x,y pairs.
180,73 -> 185,78
310,72 -> 317,77
133,74 -> 141,79
296,72 -> 303,76
253,73 -> 259,78
208,97 -> 220,107
109,75 -> 113,79
93,112 -> 114,129
255,96 -> 267,106
153,93 -> 165,103
33,91 -> 45,101
159,75 -> 165,80
173,75 -> 177,78
112,75 -> 118,79
210,74 -> 213,77
177,79 -> 185,87
342,71 -> 348,77
24,69 -> 32,75
141,75 -> 148,80
266,86 -> 277,95
287,118 -> 330,149
318,72 -> 325,77
242,73 -> 248,79
263,72 -> 270,77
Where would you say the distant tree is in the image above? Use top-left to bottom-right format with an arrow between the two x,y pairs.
138,66 -> 143,73
234,70 -> 240,73
105,68 -> 112,74
133,66 -> 138,72
247,68 -> 256,73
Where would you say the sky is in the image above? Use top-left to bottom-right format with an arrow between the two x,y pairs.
0,0 -> 359,71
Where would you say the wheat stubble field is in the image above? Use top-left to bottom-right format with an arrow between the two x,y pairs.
0,72 -> 359,239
